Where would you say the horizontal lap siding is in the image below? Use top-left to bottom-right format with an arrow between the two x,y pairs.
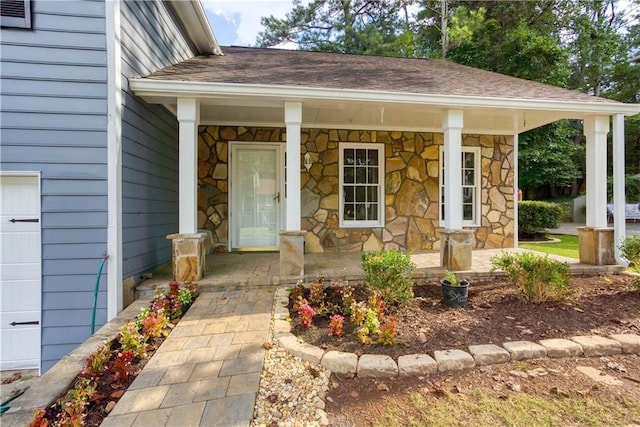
0,0 -> 108,372
120,1 -> 195,278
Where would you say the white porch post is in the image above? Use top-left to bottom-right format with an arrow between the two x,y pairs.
612,113 -> 627,263
280,101 -> 305,278
584,116 -> 609,228
440,109 -> 473,270
284,102 -> 302,230
168,98 -> 206,282
177,97 -> 200,234
443,109 -> 464,229
579,115 -> 615,265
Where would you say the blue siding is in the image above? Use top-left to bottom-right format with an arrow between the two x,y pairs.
0,0 -> 108,373
120,0 -> 195,278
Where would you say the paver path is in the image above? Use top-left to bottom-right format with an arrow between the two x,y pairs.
101,287 -> 274,427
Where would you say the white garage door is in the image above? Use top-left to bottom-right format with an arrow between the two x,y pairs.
0,174 -> 41,371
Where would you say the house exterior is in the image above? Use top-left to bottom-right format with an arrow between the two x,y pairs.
131,47 -> 639,276
0,0 -> 218,372
1,0 -> 639,374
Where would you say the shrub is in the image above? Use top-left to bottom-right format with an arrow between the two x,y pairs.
518,201 -> 563,237
490,251 -> 572,303
361,250 -> 416,303
620,236 -> 640,268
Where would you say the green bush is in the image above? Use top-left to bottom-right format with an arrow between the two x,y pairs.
490,251 -> 572,303
620,236 -> 640,271
518,201 -> 563,237
361,250 -> 416,303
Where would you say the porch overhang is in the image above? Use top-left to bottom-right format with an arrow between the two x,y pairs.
129,79 -> 640,135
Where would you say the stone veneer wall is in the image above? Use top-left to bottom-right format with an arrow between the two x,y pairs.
197,126 -> 515,253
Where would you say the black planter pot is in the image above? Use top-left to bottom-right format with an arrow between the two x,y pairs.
441,279 -> 469,308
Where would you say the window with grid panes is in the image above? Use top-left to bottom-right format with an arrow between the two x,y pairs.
439,147 -> 480,226
339,143 -> 384,227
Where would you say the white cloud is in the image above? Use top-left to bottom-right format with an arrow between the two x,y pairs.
202,1 -> 297,46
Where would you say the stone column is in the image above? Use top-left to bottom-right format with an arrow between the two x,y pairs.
279,230 -> 306,279
578,227 -> 615,265
167,233 -> 206,282
440,229 -> 474,271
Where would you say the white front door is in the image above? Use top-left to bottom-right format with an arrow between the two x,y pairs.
230,143 -> 283,251
0,174 -> 42,371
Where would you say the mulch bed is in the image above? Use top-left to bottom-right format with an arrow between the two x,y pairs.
291,274 -> 640,359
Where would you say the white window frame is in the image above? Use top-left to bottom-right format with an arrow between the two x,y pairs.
339,143 -> 385,228
439,146 -> 481,227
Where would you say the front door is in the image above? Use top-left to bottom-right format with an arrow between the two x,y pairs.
0,174 -> 42,371
230,143 -> 283,251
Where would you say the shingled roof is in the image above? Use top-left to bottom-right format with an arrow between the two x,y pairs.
145,46 -> 619,106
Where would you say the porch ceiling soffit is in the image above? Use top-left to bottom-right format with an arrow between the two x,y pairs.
129,79 -> 640,135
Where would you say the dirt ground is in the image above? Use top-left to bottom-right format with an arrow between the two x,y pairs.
292,274 -> 640,359
326,354 -> 640,426
289,273 -> 640,426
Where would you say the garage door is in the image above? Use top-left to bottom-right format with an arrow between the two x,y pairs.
0,174 -> 41,371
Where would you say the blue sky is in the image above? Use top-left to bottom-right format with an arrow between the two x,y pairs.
202,1 -> 298,47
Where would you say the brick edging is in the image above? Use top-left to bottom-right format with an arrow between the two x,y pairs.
273,287 -> 640,378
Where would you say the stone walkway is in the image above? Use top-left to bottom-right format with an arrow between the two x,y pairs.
101,286 -> 274,427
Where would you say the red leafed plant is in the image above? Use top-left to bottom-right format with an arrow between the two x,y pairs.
328,314 -> 345,337
112,350 -> 135,384
377,316 -> 398,346
298,303 -> 316,328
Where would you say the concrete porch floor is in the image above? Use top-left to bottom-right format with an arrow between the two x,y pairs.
140,247 -> 624,295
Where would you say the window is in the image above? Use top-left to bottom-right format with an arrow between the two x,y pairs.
1,0 -> 31,29
440,146 -> 480,226
339,143 -> 384,227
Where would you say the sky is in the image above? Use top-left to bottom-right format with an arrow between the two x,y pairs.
202,0 -> 298,47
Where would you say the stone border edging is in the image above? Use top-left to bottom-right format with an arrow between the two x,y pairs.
273,287 -> 640,378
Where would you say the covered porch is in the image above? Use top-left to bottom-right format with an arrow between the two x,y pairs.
130,47 -> 640,283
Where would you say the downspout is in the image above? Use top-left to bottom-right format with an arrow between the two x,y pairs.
612,113 -> 628,266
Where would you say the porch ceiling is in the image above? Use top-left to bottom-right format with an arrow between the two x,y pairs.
141,93 -> 577,135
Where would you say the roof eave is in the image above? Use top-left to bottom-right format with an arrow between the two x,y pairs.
168,1 -> 221,56
130,79 -> 640,116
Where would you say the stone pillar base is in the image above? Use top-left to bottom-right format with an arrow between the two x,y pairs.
167,233 -> 206,282
439,229 -> 474,271
578,227 -> 615,265
279,230 -> 306,279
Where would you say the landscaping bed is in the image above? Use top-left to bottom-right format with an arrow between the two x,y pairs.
29,282 -> 198,427
290,274 -> 640,360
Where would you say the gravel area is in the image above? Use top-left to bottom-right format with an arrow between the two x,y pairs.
252,316 -> 331,426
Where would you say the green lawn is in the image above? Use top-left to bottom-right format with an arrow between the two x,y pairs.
519,234 -> 579,259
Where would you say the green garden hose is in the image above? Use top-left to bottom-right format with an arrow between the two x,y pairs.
91,253 -> 109,334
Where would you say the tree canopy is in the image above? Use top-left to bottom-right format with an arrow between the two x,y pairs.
257,0 -> 640,191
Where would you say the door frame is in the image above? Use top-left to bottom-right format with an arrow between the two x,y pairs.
0,171 -> 42,373
228,142 -> 285,251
